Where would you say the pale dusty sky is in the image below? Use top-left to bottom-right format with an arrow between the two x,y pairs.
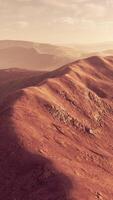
0,0 -> 113,44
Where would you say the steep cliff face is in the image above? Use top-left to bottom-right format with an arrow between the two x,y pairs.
0,56 -> 113,199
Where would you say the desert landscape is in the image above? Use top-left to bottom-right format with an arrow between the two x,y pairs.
0,40 -> 113,71
1,0 -> 113,199
0,52 -> 113,199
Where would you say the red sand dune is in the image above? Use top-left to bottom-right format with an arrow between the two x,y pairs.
0,56 -> 113,199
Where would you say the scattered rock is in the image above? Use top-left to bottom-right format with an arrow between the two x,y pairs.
96,192 -> 103,200
85,126 -> 94,135
45,103 -> 93,135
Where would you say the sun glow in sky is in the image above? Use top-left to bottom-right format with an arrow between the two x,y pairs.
0,0 -> 113,44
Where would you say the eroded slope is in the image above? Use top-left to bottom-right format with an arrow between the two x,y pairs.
0,56 -> 113,199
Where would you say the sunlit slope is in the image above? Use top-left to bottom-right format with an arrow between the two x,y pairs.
0,56 -> 113,199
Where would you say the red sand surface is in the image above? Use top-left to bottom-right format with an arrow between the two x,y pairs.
0,56 -> 113,199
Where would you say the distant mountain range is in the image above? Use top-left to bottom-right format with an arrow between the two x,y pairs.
0,40 -> 113,70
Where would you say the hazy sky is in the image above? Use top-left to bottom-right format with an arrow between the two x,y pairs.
0,0 -> 113,44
